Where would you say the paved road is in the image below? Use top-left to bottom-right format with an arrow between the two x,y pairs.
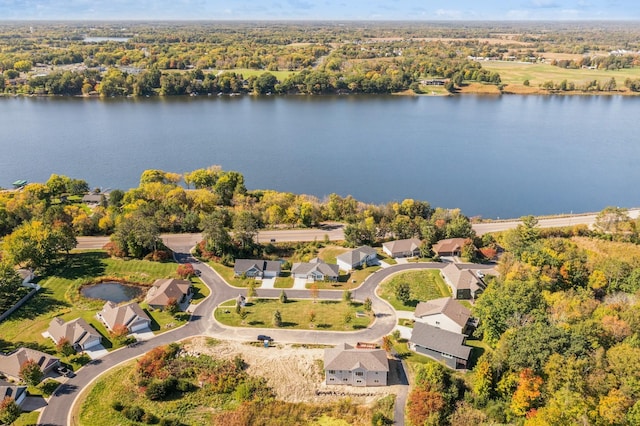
41,237 -> 439,425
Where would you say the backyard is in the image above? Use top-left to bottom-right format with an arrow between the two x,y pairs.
377,269 -> 451,311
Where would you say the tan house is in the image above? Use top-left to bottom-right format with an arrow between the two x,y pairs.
0,379 -> 27,406
97,301 -> 151,333
324,343 -> 389,387
145,278 -> 192,310
291,258 -> 339,282
432,238 -> 468,257
47,317 -> 102,351
414,297 -> 472,334
0,348 -> 59,382
382,238 -> 422,258
440,263 -> 486,300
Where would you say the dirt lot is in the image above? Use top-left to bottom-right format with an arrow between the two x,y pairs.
183,337 -> 402,405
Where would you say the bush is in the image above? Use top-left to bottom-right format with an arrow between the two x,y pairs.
111,401 -> 124,411
123,405 -> 145,422
143,412 -> 159,424
160,418 -> 183,426
372,412 -> 392,425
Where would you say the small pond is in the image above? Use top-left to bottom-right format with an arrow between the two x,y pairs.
81,282 -> 144,303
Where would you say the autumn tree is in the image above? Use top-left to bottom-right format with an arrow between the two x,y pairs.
56,337 -> 76,357
510,368 -> 543,417
407,385 -> 445,426
0,397 -> 21,425
176,263 -> 196,279
19,359 -> 43,386
310,283 -> 319,303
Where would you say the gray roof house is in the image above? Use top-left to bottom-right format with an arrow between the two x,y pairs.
440,263 -> 486,300
432,238 -> 468,257
336,246 -> 378,271
382,238 -> 422,258
0,379 -> 27,406
409,322 -> 472,369
47,317 -> 103,351
414,297 -> 472,334
97,301 -> 151,333
145,278 -> 192,310
0,348 -> 60,382
233,259 -> 282,278
291,258 -> 339,281
324,343 -> 389,386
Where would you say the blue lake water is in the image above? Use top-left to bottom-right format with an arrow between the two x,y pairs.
0,94 -> 638,218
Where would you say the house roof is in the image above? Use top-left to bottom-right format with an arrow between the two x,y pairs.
233,259 -> 281,274
324,343 -> 389,372
0,348 -> 59,380
432,238 -> 467,255
48,317 -> 101,347
99,301 -> 150,330
410,322 -> 472,360
414,297 -> 471,328
82,193 -> 104,204
336,246 -> 378,266
145,278 -> 191,307
0,379 -> 27,403
291,258 -> 339,277
382,238 -> 422,255
442,263 -> 484,293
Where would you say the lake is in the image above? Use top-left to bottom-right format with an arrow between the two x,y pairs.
0,94 -> 637,218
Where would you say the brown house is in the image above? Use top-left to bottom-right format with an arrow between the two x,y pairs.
145,278 -> 192,310
0,348 -> 59,382
47,317 -> 102,351
97,301 -> 151,333
432,238 -> 468,257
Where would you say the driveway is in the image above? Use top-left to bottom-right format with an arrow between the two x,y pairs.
83,344 -> 108,360
260,277 -> 276,289
293,277 -> 309,289
130,327 -> 155,341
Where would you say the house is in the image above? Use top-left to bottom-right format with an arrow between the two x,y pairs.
291,258 -> 339,281
97,301 -> 151,333
432,238 -> 468,257
413,297 -> 472,334
145,278 -> 192,310
440,263 -> 486,300
0,348 -> 60,382
233,259 -> 281,278
382,238 -> 422,258
324,343 -> 389,386
82,193 -> 105,205
0,379 -> 27,406
409,322 -> 472,369
47,317 -> 103,351
336,246 -> 378,271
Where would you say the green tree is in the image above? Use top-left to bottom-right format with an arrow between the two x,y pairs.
19,359 -> 43,386
111,213 -> 160,258
2,220 -> 76,269
201,210 -> 232,257
56,337 -> 76,357
364,297 -> 372,312
247,281 -> 257,300
395,282 -> 411,305
273,310 -> 282,327
254,72 -> 278,94
233,210 -> 259,251
342,290 -> 352,304
279,290 -> 288,304
0,397 -> 21,425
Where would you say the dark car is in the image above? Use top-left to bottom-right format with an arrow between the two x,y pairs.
55,365 -> 75,378
257,335 -> 273,342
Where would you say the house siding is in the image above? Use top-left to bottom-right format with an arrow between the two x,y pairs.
415,313 -> 464,335
411,344 -> 460,369
325,369 -> 387,387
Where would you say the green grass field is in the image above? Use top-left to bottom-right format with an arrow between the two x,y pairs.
482,61 -> 640,87
378,270 -> 451,311
215,298 -> 372,331
209,262 -> 261,288
0,251 -> 181,356
217,68 -> 298,81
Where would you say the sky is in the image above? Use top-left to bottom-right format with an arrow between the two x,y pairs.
0,0 -> 639,21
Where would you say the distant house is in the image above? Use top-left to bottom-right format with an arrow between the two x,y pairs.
324,343 -> 389,386
47,317 -> 102,351
413,297 -> 472,334
97,301 -> 151,333
409,322 -> 472,369
233,259 -> 281,278
0,348 -> 60,382
336,246 -> 378,271
432,238 -> 468,257
382,238 -> 422,258
440,263 -> 486,300
291,258 -> 339,282
145,278 -> 192,310
0,379 -> 27,406
82,193 -> 105,205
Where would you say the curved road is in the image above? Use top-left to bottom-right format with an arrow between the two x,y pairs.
40,237 -> 441,425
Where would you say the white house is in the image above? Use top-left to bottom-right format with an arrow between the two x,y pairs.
233,259 -> 281,278
413,297 -> 472,334
291,258 -> 339,281
336,246 -> 378,271
324,343 -> 389,387
97,301 -> 151,333
382,238 -> 422,258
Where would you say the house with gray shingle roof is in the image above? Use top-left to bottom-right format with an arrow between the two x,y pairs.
145,278 -> 192,310
0,348 -> 59,382
336,246 -> 378,271
233,259 -> 281,278
414,297 -> 472,334
324,343 -> 389,386
0,379 -> 27,406
97,301 -> 151,333
409,322 -> 472,369
432,238 -> 467,257
47,317 -> 102,351
440,263 -> 486,300
291,258 -> 339,282
382,238 -> 422,258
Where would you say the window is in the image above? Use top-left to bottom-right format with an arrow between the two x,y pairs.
355,371 -> 364,377
329,378 -> 334,381
435,321 -> 440,325
328,370 -> 335,374
374,380 -> 379,383
343,378 -> 349,381
442,353 -> 453,359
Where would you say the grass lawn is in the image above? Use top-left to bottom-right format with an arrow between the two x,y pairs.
378,270 -> 451,311
392,339 -> 435,365
189,277 -> 210,304
0,251 -> 178,356
215,298 -> 372,331
14,411 -> 40,426
274,273 -> 293,289
482,60 -> 640,89
216,68 -> 299,81
317,245 -> 349,265
375,249 -> 396,265
209,262 -> 261,288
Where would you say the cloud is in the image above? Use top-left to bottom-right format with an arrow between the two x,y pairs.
528,0 -> 560,8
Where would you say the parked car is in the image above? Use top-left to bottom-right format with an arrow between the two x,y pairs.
257,335 -> 273,342
55,365 -> 75,378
